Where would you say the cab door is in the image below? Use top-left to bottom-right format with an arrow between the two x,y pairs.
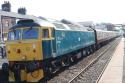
41,27 -> 54,59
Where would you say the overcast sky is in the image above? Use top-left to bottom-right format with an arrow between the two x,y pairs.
0,0 -> 125,24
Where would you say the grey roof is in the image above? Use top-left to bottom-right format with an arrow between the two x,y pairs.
0,10 -> 38,19
0,11 -> 90,31
79,21 -> 93,27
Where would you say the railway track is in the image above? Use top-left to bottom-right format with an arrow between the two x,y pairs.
68,38 -> 121,83
47,38 -> 121,83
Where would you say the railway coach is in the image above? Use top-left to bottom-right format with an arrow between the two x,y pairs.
95,29 -> 120,47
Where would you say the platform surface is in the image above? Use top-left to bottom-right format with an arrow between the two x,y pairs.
98,38 -> 124,83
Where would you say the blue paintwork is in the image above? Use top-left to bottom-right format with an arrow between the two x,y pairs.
54,30 -> 95,57
42,29 -> 95,59
12,19 -> 96,60
42,40 -> 52,59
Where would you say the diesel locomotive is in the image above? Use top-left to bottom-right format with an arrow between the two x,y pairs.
5,19 -> 120,82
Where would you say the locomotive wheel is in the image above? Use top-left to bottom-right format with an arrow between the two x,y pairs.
76,52 -> 82,59
49,66 -> 59,74
45,61 -> 60,74
90,47 -> 93,53
61,60 -> 65,67
82,50 -> 87,57
97,44 -> 101,49
70,57 -> 74,63
61,57 -> 70,67
86,49 -> 90,56
93,45 -> 96,51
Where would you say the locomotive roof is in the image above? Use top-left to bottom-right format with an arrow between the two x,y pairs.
10,19 -> 90,31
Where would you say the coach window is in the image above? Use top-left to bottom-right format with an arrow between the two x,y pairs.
42,29 -> 49,38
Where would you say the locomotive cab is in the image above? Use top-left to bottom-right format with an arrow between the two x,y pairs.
6,19 -> 53,82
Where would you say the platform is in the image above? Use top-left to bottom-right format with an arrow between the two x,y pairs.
98,38 -> 124,83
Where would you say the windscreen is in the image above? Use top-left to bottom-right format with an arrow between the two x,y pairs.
22,28 -> 38,39
8,27 -> 39,40
8,29 -> 21,40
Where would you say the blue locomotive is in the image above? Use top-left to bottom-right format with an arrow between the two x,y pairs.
5,19 -> 120,82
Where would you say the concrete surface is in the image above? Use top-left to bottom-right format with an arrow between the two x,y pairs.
98,38 -> 124,83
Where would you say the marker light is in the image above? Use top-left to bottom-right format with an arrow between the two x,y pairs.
17,49 -> 21,54
8,50 -> 10,54
33,49 -> 36,53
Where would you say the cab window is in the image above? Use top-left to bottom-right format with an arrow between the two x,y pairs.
8,29 -> 21,40
42,29 -> 49,38
22,28 -> 38,39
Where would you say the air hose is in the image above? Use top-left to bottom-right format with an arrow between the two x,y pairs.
13,64 -> 21,83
